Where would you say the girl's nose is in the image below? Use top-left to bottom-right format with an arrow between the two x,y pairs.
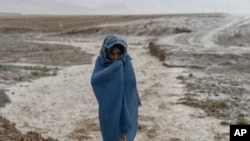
114,54 -> 119,59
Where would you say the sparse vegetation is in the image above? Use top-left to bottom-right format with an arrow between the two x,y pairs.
30,66 -> 58,77
0,64 -> 14,72
212,100 -> 228,109
0,63 -> 59,84
236,115 -> 249,125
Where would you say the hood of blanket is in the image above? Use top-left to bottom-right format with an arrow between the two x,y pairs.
100,34 -> 128,65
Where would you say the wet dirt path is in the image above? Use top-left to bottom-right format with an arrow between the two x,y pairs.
1,39 -> 229,141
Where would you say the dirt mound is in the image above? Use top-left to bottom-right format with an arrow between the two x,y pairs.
0,116 -> 59,141
0,90 -> 10,107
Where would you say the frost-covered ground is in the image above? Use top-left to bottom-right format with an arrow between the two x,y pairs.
0,13 -> 250,141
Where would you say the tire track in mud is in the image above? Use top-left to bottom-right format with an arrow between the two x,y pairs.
157,14 -> 250,49
199,15 -> 250,48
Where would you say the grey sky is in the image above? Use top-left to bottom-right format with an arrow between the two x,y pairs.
0,0 -> 249,14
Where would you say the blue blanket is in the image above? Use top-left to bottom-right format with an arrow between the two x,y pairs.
91,34 -> 141,141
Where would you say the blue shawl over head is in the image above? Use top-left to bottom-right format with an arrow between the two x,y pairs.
91,34 -> 141,141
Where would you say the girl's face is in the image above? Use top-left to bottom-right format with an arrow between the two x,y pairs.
109,47 -> 123,60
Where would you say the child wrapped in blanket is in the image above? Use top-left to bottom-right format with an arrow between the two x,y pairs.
91,34 -> 141,141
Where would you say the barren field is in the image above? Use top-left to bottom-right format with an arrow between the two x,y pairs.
0,13 -> 250,141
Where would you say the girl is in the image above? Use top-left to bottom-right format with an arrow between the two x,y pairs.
91,34 -> 141,141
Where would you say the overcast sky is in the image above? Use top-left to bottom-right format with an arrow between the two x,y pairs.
0,0 -> 250,15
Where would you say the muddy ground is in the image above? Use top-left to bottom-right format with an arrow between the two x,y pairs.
147,13 -> 250,124
0,13 -> 250,140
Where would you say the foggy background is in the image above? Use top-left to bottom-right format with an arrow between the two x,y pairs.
0,0 -> 250,15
